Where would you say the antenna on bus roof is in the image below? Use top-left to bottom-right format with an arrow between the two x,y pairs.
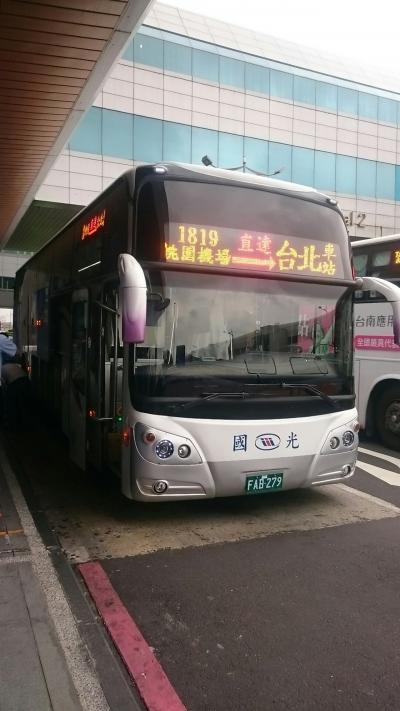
201,155 -> 283,178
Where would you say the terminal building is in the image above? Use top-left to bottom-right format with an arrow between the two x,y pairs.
4,1 -> 400,303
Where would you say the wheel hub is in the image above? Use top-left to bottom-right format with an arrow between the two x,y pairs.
385,400 -> 400,434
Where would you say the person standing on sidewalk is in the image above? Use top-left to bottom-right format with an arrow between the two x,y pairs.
0,333 -> 17,423
0,332 -> 16,366
1,358 -> 32,429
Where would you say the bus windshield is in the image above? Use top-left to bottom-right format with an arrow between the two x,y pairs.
130,271 -> 354,419
136,178 -> 352,280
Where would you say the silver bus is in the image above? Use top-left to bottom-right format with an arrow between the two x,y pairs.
14,163 -> 400,500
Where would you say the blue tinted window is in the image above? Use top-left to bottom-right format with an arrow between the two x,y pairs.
316,82 -> 337,112
244,137 -> 268,174
314,151 -> 335,191
220,57 -> 244,89
268,142 -> 292,181
122,38 -> 133,62
294,76 -> 315,106
218,132 -> 243,168
70,107 -> 102,154
338,87 -> 358,116
395,166 -> 400,201
164,41 -> 191,75
356,158 -> 376,198
292,146 -> 314,186
270,70 -> 293,101
102,109 -> 133,159
378,98 -> 397,124
133,116 -> 162,162
358,92 -> 378,121
163,122 -> 191,162
192,49 -> 219,83
133,34 -> 163,69
336,155 -> 356,194
192,127 -> 218,166
245,63 -> 269,94
376,163 -> 395,200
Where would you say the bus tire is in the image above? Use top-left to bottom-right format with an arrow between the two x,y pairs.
376,386 -> 400,451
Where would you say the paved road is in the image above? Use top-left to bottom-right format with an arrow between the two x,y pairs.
6,427 -> 400,711
349,440 -> 400,506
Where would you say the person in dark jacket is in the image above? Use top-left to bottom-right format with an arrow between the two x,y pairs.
1,357 -> 32,429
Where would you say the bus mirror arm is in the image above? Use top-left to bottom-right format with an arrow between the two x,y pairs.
118,254 -> 147,343
358,276 -> 400,346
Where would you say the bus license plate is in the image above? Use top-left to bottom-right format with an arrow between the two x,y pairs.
245,472 -> 283,494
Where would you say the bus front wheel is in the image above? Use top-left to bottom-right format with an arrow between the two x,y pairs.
376,386 -> 400,451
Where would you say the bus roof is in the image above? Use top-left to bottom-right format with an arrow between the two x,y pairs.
157,162 -> 332,200
351,234 -> 400,248
16,162 -> 340,273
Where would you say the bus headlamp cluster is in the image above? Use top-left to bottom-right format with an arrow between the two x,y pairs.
329,430 -> 355,450
321,420 -> 359,455
152,440 -> 191,459
135,423 -> 201,465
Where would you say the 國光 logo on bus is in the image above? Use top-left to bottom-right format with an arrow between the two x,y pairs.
255,434 -> 281,451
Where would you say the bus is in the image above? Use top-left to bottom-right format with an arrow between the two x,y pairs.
352,234 -> 400,450
13,163 -> 400,501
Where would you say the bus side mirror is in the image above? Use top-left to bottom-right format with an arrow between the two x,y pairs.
118,254 -> 147,343
358,276 -> 400,346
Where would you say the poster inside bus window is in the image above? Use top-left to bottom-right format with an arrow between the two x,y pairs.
165,223 -> 345,278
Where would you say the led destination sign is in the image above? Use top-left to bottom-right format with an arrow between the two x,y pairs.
81,209 -> 106,241
165,224 -> 344,278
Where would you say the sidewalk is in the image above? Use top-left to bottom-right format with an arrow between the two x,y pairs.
0,445 -> 103,711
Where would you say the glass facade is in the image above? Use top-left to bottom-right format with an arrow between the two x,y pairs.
126,29 -> 400,125
70,108 -> 400,201
65,23 -> 400,218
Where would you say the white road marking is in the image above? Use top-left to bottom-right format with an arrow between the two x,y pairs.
356,459 -> 400,486
358,446 -> 400,470
357,445 -> 400,486
336,483 -> 400,512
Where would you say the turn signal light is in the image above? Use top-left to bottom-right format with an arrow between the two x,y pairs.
122,427 -> 131,446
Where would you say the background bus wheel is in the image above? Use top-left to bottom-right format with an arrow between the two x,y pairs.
376,386 -> 400,451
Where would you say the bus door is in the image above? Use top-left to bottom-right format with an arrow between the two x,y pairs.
69,289 -> 88,469
86,284 -> 122,473
51,294 -> 71,436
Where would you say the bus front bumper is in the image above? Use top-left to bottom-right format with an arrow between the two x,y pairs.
131,450 -> 358,501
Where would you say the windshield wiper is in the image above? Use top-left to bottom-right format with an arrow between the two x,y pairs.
171,391 -> 250,413
170,383 -> 341,413
280,382 -> 340,410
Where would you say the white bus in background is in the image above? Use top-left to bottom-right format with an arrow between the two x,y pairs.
352,234 -> 400,450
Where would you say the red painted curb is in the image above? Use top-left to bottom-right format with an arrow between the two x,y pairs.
78,561 -> 187,711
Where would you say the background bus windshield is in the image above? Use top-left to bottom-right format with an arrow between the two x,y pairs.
130,272 -> 353,419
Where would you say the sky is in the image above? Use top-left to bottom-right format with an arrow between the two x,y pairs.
164,0 -> 400,75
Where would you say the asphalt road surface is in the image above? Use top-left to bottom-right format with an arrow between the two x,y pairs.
6,427 -> 400,711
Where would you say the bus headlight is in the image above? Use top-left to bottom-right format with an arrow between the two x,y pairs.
321,419 -> 358,455
155,440 -> 174,459
178,444 -> 191,458
135,423 -> 202,465
329,436 -> 340,450
342,430 -> 355,447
